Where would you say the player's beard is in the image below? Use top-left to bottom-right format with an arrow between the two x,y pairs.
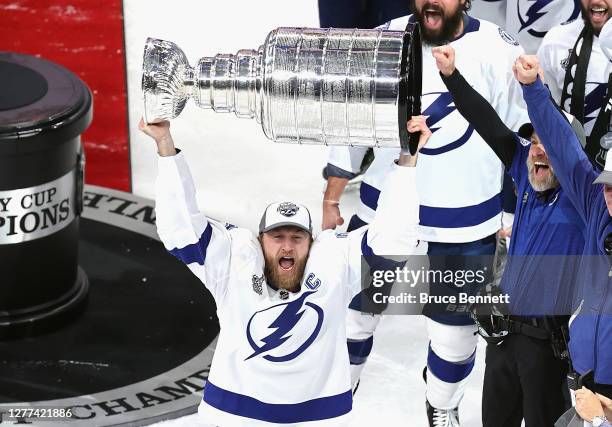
414,1 -> 464,45
263,251 -> 309,292
526,157 -> 560,192
581,1 -> 610,35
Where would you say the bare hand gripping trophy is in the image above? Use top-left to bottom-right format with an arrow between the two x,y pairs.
142,24 -> 422,153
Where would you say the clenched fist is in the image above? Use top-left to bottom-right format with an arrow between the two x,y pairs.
432,45 -> 455,77
321,201 -> 344,230
139,117 -> 176,157
512,55 -> 541,85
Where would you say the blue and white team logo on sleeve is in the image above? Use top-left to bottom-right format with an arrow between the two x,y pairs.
245,291 -> 323,362
516,0 -> 580,38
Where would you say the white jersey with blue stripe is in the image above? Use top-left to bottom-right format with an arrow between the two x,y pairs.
508,0 -> 581,54
537,18 -> 612,137
154,151 -> 422,426
329,15 -> 527,243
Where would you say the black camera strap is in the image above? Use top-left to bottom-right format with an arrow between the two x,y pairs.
560,25 -> 593,124
591,73 -> 612,168
560,24 -> 612,169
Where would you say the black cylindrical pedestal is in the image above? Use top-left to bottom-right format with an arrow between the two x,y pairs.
0,52 -> 92,338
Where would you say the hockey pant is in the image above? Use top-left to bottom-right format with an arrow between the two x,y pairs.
345,310 -> 477,409
346,222 -> 493,408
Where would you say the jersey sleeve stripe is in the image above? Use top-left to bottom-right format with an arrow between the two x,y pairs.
420,193 -> 502,228
360,181 -> 381,211
326,162 -> 359,179
202,380 -> 352,423
361,183 -> 502,229
168,222 -> 213,265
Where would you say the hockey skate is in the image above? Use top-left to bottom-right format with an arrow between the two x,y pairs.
426,400 -> 460,427
423,368 -> 460,427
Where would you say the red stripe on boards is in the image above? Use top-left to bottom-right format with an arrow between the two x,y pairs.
0,0 -> 131,191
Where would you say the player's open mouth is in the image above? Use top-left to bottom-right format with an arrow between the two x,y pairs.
424,8 -> 443,28
590,6 -> 609,23
534,162 -> 550,176
279,256 -> 295,271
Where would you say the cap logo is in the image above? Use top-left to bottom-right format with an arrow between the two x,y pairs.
277,202 -> 299,217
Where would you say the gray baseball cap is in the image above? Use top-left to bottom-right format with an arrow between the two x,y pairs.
594,150 -> 612,186
518,111 -> 586,149
259,201 -> 312,234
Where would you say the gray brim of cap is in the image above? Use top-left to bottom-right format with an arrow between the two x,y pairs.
260,221 -> 312,234
517,112 -> 587,149
568,116 -> 587,149
594,170 -> 612,185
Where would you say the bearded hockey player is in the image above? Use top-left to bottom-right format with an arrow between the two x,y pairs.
537,0 -> 612,169
138,116 -> 430,426
322,0 -> 528,425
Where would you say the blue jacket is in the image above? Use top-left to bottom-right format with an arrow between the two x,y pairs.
503,138 -> 585,315
523,79 -> 612,384
440,68 -> 585,316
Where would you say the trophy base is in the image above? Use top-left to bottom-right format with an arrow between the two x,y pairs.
0,267 -> 89,340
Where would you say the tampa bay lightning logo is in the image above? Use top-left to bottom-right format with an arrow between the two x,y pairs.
517,0 -> 580,38
419,91 -> 474,155
245,291 -> 323,362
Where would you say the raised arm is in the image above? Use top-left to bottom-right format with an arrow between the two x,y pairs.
343,117 -> 430,300
368,116 -> 431,249
433,45 -> 517,168
366,115 -> 429,251
513,56 -> 600,222
139,118 -> 233,303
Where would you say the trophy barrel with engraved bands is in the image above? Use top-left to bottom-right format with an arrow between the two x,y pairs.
143,23 -> 422,153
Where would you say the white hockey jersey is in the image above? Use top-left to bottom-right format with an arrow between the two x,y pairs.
469,0 -> 581,54
537,18 -> 612,136
155,152 -> 422,426
469,0 -> 506,29
329,15 -> 527,243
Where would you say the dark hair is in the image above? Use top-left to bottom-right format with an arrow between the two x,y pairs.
410,0 -> 471,13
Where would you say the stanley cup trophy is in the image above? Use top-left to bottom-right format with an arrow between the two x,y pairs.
142,24 -> 422,153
